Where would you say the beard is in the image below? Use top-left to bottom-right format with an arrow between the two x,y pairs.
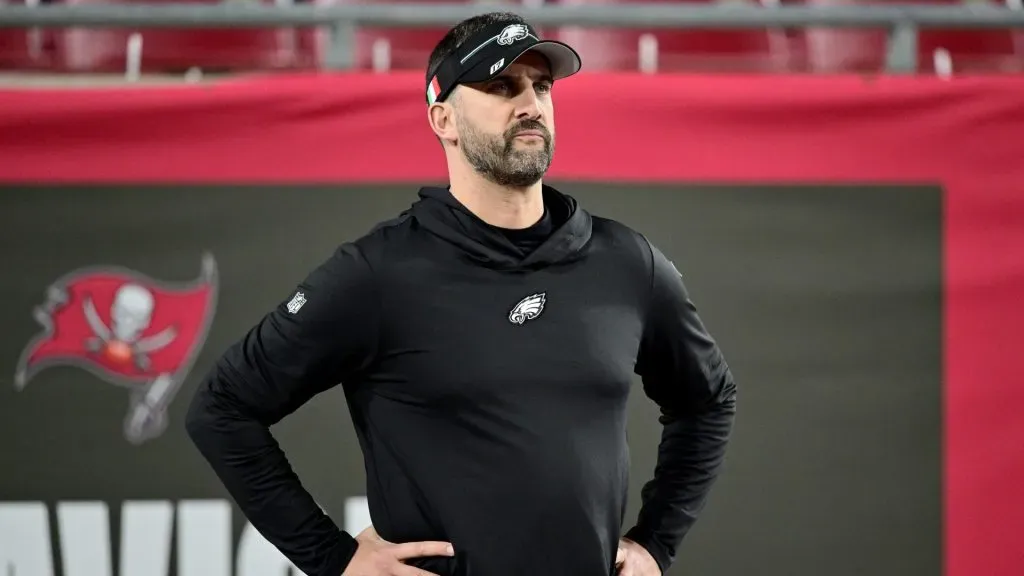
457,112 -> 554,188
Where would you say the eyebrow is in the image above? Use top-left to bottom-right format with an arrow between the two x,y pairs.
493,72 -> 554,84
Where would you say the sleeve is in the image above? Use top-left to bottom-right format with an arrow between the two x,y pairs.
623,239 -> 738,575
184,242 -> 379,576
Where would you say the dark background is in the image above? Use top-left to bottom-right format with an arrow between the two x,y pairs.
0,183 -> 942,576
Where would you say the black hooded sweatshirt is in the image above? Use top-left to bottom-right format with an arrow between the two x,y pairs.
185,185 -> 737,576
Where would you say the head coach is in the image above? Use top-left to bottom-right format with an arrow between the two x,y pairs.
185,11 -> 737,576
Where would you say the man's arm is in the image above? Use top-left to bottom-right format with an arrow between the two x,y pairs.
185,243 -> 379,576
623,240 -> 738,575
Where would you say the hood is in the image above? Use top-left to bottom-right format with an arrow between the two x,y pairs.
409,185 -> 593,271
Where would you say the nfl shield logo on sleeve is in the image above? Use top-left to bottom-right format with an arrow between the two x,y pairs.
286,292 -> 307,314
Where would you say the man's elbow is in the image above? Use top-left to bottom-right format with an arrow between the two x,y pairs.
183,371 -> 219,446
709,362 -> 737,420
704,346 -> 735,400
183,358 -> 277,446
183,360 -> 244,446
717,365 -> 737,405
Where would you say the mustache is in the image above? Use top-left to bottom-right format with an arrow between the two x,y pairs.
505,120 -> 551,141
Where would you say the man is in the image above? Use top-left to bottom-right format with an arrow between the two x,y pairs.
185,11 -> 736,576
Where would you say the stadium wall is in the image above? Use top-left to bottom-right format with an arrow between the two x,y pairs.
0,72 -> 1022,576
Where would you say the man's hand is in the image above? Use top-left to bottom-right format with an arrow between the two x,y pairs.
341,526 -> 455,576
615,538 -> 661,576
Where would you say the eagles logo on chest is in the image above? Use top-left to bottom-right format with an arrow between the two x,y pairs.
509,293 -> 546,325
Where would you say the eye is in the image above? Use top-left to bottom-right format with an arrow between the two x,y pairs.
487,80 -> 512,94
535,81 -> 553,94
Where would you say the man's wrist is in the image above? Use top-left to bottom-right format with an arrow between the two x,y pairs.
327,532 -> 360,576
622,526 -> 670,575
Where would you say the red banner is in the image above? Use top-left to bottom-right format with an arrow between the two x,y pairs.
2,71 -> 1023,576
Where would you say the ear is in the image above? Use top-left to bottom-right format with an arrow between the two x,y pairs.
427,101 -> 458,145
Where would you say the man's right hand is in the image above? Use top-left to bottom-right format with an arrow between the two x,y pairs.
342,526 -> 455,576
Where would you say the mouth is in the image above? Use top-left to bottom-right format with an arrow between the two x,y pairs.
513,130 -> 546,140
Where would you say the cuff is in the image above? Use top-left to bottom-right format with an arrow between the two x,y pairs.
623,525 -> 671,576
323,532 -> 359,576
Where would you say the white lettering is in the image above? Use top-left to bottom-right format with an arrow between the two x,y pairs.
177,500 -> 231,576
0,502 -> 55,576
0,498 -> 363,576
54,501 -> 174,576
121,501 -> 173,576
344,497 -> 372,536
57,501 -> 113,576
237,523 -> 306,576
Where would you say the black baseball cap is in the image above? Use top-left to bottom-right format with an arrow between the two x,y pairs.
426,20 -> 582,105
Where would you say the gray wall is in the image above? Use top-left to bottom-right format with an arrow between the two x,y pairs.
0,183 -> 942,576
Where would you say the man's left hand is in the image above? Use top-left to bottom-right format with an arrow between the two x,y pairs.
615,538 -> 661,576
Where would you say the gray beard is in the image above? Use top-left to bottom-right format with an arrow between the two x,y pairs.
459,122 -> 554,188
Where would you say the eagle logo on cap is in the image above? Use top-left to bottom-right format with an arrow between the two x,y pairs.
497,24 -> 529,46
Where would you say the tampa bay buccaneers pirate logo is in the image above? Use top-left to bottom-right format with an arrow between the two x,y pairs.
14,254 -> 219,444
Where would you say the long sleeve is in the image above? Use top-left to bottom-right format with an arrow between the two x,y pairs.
184,243 -> 380,576
624,240 -> 738,575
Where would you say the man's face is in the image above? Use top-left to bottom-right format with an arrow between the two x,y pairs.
453,51 -> 555,188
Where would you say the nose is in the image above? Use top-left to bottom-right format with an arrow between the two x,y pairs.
513,87 -> 543,121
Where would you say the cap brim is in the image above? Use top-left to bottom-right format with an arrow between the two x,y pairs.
460,40 -> 582,84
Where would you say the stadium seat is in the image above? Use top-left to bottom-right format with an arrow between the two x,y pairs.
801,0 -> 1024,74
918,0 -> 1023,74
0,0 -> 58,71
5,0 -> 1022,76
300,0 -> 588,72
552,0 -> 804,73
53,0 -> 300,74
300,0 -> 468,72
